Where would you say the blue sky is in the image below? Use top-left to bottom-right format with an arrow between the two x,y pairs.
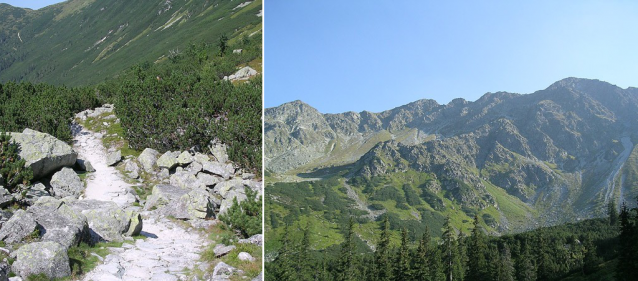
265,1 -> 638,113
1,0 -> 64,10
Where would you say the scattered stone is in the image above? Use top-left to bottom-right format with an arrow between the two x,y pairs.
76,157 -> 95,172
209,142 -> 229,163
0,188 -> 14,208
157,188 -> 214,220
238,252 -> 255,262
21,182 -> 51,205
185,161 -> 203,175
238,234 -> 263,246
157,151 -> 180,170
202,161 -> 234,180
214,178 -> 244,197
242,173 -> 256,180
224,66 -> 257,81
144,185 -> 188,211
50,167 -> 84,199
212,262 -> 243,280
29,197 -> 90,248
9,128 -> 77,179
125,160 -> 140,179
157,168 -> 170,180
138,148 -> 160,172
193,152 -> 210,163
67,200 -> 142,242
214,244 -> 236,257
11,241 -> 71,279
0,210 -> 37,244
177,151 -> 193,165
197,173 -> 220,187
106,150 -> 122,166
233,49 -> 242,54
170,170 -> 202,189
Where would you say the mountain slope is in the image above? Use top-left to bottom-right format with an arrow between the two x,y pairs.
265,78 -> 638,252
0,0 -> 262,86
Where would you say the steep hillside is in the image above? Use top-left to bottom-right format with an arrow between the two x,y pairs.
0,0 -> 262,86
265,78 -> 638,253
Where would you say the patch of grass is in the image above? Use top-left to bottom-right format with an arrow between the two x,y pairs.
221,243 -> 262,280
66,241 -> 124,280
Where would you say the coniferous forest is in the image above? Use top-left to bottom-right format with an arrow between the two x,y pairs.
0,34 -> 262,173
267,199 -> 638,281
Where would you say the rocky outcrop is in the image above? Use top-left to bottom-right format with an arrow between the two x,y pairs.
9,129 -> 77,179
12,241 -> 71,279
224,66 -> 258,81
50,167 -> 84,198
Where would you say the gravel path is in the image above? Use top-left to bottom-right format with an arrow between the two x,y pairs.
72,122 -> 209,281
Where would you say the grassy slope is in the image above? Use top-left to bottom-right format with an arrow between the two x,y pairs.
0,0 -> 262,86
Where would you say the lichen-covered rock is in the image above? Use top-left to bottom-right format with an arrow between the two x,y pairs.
157,151 -> 180,170
238,234 -> 264,246
67,200 -> 141,242
213,244 -> 235,257
9,129 -> 77,179
170,171 -> 203,189
219,188 -> 247,215
50,168 -> 84,199
125,210 -> 143,236
0,210 -> 37,244
214,179 -> 244,198
177,151 -> 193,165
11,241 -> 71,279
157,188 -> 214,220
186,161 -> 203,175
144,185 -> 188,211
124,160 -> 140,179
75,157 -> 95,172
197,173 -> 220,187
238,252 -> 255,262
29,197 -> 90,248
202,161 -> 234,180
106,150 -> 122,166
138,148 -> 160,172
209,141 -> 229,163
193,152 -> 210,163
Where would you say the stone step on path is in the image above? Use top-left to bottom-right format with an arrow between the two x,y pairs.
72,122 -> 209,281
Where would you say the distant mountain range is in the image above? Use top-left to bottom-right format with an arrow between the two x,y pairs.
0,0 -> 262,86
265,78 -> 638,239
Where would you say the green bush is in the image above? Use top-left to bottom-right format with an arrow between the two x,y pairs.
219,188 -> 262,238
0,131 -> 32,191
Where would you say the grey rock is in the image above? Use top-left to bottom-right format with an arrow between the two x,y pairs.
106,150 -> 122,166
138,148 -> 160,172
29,197 -> 90,248
144,185 -> 188,211
67,200 -> 142,242
193,153 -> 210,163
75,157 -> 95,172
242,173 -> 256,180
202,161 -> 234,180
225,66 -> 258,81
157,188 -> 214,220
170,170 -> 203,189
50,168 -> 84,199
0,261 -> 8,281
238,234 -> 263,246
186,161 -> 203,175
219,189 -> 247,215
177,151 -> 193,165
214,178 -> 244,197
238,252 -> 255,262
214,244 -> 236,257
157,168 -> 170,180
0,210 -> 37,244
11,242 -> 71,279
0,188 -> 13,208
157,151 -> 180,170
211,261 -> 243,280
21,182 -> 50,206
209,142 -> 229,163
0,174 -> 4,186
197,173 -> 220,187
9,129 -> 77,179
125,160 -> 140,179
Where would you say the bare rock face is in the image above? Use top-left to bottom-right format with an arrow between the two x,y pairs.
9,129 -> 77,179
11,241 -> 71,279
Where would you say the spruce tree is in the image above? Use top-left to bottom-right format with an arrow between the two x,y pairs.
442,217 -> 462,281
395,228 -> 411,281
299,224 -> 313,281
516,240 -> 537,281
498,243 -> 515,281
430,246 -> 447,281
467,216 -> 488,281
275,225 -> 298,280
582,234 -> 600,275
375,216 -> 393,281
337,218 -> 357,281
616,203 -> 636,281
413,227 -> 431,281
608,200 -> 619,226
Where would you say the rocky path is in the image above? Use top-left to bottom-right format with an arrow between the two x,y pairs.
72,123 -> 209,281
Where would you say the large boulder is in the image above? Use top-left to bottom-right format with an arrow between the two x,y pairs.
50,168 -> 84,198
209,141 -> 229,163
202,161 -> 234,180
177,151 -> 193,165
219,188 -> 248,215
214,178 -> 245,198
124,160 -> 140,179
197,173 -> 221,187
0,210 -> 38,244
170,171 -> 202,189
106,150 -> 122,166
157,151 -> 180,170
138,148 -> 160,172
29,197 -> 90,248
177,188 -> 215,219
67,200 -> 142,242
75,157 -> 95,172
9,129 -> 77,179
11,241 -> 71,279
144,184 -> 189,211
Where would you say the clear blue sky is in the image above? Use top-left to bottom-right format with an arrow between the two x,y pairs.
1,0 -> 65,10
265,1 -> 638,113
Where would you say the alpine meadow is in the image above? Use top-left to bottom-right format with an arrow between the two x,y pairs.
0,0 -> 263,280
